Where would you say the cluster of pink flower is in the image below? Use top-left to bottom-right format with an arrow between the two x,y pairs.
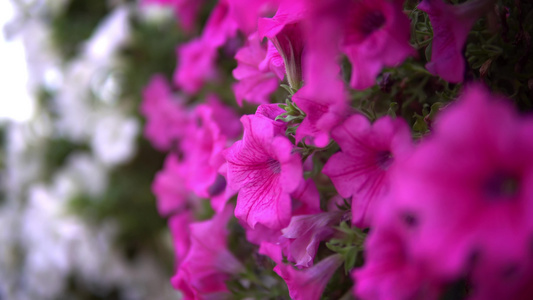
141,0 -> 533,299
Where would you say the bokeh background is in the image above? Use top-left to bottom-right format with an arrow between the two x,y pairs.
0,1 -> 188,299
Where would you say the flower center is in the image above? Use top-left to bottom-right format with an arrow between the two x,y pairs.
360,10 -> 386,37
266,158 -> 281,174
375,150 -> 393,170
208,174 -> 227,196
484,171 -> 519,201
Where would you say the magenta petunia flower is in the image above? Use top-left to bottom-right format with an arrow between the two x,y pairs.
173,1 -> 239,95
224,113 -> 303,230
232,33 -> 281,106
418,0 -> 488,83
469,251 -> 533,300
340,0 -> 413,90
290,178 -> 321,215
171,205 -> 243,299
204,95 -> 242,141
282,211 -> 343,268
173,38 -> 218,94
276,254 -> 343,300
388,84 -> 533,280
168,211 -> 193,268
227,0 -> 280,34
243,222 -> 283,246
258,0 -> 307,89
353,225 -> 443,300
292,79 -> 350,148
141,75 -> 189,151
260,242 -> 343,300
201,0 -> 238,49
177,96 -> 241,201
209,163 -> 237,213
259,40 -> 286,80
322,114 -> 412,228
152,154 -> 190,217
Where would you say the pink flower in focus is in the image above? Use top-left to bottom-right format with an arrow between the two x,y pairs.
353,225 -> 442,300
224,114 -> 303,230
172,205 -> 243,299
418,0 -> 488,83
255,103 -> 288,135
141,75 -> 189,151
388,84 -> 533,280
233,33 -> 281,106
174,38 -> 218,94
341,0 -> 414,89
282,211 -> 343,267
152,154 -> 190,217
322,114 -> 412,228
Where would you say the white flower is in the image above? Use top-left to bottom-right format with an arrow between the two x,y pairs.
91,112 -> 139,167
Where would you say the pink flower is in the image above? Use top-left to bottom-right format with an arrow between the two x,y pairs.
201,0 -> 238,49
260,243 -> 343,300
168,211 -> 193,268
388,84 -> 533,280
277,255 -> 343,300
282,211 -> 343,267
204,95 -> 242,140
322,114 -> 412,228
141,75 -> 189,151
242,178 -> 320,246
353,225 -> 443,300
255,103 -> 288,135
341,0 -> 413,89
224,114 -> 303,230
180,96 -> 241,199
290,178 -> 321,215
227,0 -> 280,34
469,253 -> 533,300
152,154 -> 190,217
258,0 -> 307,89
259,40 -> 286,80
171,205 -> 243,299
173,38 -> 218,94
243,222 -> 283,246
141,0 -> 203,32
210,163 -> 237,214
418,0 -> 489,83
232,33 -> 281,106
292,79 -> 350,148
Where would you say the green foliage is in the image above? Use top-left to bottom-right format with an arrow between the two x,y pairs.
226,219 -> 290,300
69,139 -> 168,263
326,222 -> 366,274
466,0 -> 533,111
51,0 -> 110,61
119,16 -> 185,110
43,138 -> 89,181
